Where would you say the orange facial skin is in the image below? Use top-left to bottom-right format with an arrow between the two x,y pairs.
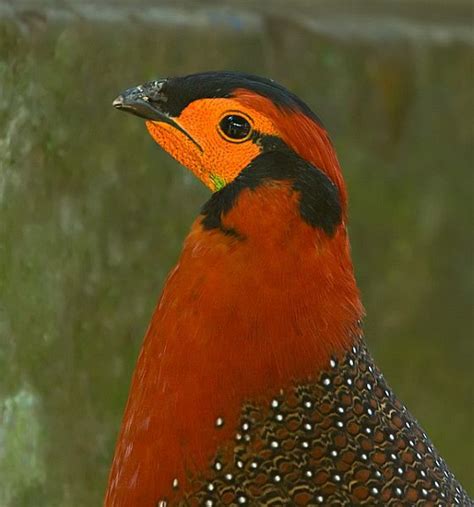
145,96 -> 279,190
106,80 -> 363,506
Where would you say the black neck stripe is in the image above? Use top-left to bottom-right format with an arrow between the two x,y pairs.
201,148 -> 342,237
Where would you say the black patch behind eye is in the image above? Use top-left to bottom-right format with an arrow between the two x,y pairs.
201,148 -> 342,236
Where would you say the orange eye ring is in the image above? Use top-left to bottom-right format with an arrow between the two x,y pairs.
217,111 -> 254,143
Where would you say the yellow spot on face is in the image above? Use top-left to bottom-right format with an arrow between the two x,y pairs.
209,173 -> 227,192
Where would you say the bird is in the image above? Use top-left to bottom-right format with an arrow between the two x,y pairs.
106,71 -> 470,506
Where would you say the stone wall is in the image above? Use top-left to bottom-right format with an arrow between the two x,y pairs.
0,2 -> 472,505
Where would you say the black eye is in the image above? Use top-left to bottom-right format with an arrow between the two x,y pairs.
219,114 -> 252,141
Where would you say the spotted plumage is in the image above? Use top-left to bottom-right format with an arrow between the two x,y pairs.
172,338 -> 471,506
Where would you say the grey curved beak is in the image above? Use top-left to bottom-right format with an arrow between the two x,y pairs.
113,81 -> 203,152
112,85 -> 168,122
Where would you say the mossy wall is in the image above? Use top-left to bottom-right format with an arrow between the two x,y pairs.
0,2 -> 472,505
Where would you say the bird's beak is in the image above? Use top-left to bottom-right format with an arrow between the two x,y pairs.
113,80 -> 202,151
113,80 -> 170,122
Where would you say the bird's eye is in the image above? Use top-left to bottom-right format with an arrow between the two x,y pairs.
219,114 -> 252,142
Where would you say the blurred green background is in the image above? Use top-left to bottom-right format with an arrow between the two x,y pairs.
0,1 -> 473,505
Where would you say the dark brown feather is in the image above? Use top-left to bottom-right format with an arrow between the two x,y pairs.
180,339 -> 470,506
